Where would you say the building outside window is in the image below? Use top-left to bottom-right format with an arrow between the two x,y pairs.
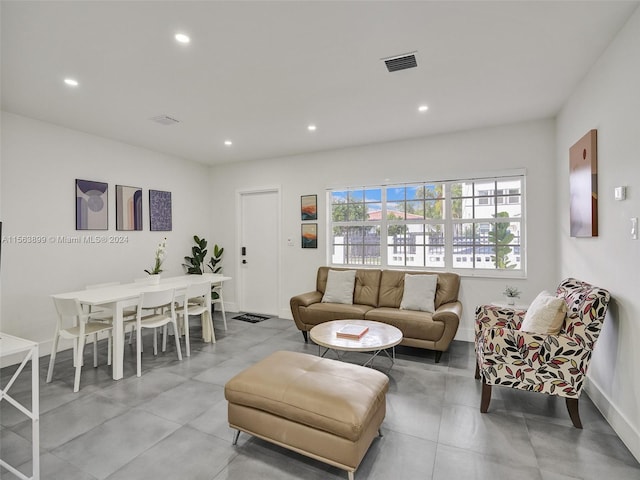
328,175 -> 524,276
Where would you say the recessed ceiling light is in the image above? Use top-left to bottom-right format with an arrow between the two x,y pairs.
224,140 -> 233,146
418,105 -> 429,112
175,33 -> 190,44
64,78 -> 79,87
307,125 -> 317,131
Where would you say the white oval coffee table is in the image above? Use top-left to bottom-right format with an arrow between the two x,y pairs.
309,319 -> 403,370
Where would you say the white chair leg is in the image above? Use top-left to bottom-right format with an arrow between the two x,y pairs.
107,332 -> 112,366
184,314 -> 191,357
46,331 -> 60,383
153,328 -> 158,356
136,326 -> 142,377
220,297 -> 227,331
93,333 -> 99,368
207,311 -> 216,343
162,324 -> 168,352
172,320 -> 182,361
74,335 -> 86,392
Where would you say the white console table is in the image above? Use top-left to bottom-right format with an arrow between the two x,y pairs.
0,333 -> 40,480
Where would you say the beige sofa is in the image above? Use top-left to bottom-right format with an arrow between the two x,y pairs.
290,267 -> 462,362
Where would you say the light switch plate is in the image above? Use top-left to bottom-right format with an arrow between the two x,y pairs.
614,186 -> 626,201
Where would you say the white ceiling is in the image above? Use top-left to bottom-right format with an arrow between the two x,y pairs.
2,1 -> 638,165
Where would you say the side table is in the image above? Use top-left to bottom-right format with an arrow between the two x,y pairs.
0,333 -> 40,480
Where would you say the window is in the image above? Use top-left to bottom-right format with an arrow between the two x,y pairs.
328,175 -> 525,276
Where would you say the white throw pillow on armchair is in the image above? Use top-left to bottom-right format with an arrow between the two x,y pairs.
520,290 -> 567,335
321,269 -> 356,305
400,274 -> 438,313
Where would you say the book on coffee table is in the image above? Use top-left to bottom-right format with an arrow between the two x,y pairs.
336,324 -> 369,339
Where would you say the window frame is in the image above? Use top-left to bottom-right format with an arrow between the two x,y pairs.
327,174 -> 526,278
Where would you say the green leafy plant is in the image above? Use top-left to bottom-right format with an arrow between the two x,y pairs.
144,238 -> 167,275
502,285 -> 521,298
207,244 -> 224,274
183,235 -> 207,274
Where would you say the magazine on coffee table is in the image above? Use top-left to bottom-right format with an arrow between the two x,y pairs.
336,324 -> 369,340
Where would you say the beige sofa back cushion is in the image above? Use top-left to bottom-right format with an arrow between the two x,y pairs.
378,270 -> 460,310
317,267 -> 381,307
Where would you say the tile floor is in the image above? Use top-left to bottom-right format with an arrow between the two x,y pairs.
1,313 -> 639,480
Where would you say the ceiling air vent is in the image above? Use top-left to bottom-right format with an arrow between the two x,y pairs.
150,114 -> 180,126
382,52 -> 417,72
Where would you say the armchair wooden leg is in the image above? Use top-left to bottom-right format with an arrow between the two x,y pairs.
302,331 -> 308,343
566,398 -> 583,429
480,379 -> 491,413
475,362 -> 480,379
434,350 -> 443,363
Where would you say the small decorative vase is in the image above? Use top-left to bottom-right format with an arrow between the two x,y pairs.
150,274 -> 161,285
506,296 -> 516,305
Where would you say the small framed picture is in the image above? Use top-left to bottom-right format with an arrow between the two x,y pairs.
301,223 -> 317,249
76,179 -> 108,230
116,185 -> 143,231
301,194 -> 317,221
149,189 -> 172,231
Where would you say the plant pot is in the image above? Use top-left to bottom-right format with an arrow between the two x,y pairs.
150,274 -> 161,285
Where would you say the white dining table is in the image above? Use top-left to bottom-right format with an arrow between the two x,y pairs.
51,274 -> 231,380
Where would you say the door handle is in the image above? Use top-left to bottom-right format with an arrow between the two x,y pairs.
242,259 -> 247,264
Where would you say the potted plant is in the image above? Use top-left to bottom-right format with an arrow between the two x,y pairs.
502,285 -> 521,305
145,237 -> 167,284
183,235 -> 207,274
207,244 -> 224,302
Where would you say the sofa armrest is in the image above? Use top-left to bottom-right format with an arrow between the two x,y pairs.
433,301 -> 462,324
431,301 -> 462,350
290,291 -> 323,331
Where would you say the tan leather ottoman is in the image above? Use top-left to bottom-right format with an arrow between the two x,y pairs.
224,350 -> 389,480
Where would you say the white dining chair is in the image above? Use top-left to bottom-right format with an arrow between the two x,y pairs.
85,282 -> 137,342
135,288 -> 182,377
212,282 -> 228,331
47,297 -> 113,392
178,281 -> 215,356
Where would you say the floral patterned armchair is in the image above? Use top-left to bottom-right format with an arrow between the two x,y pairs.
474,278 -> 610,428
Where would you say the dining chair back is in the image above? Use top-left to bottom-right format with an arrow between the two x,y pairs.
135,288 -> 182,377
179,281 -> 214,356
47,297 -> 113,392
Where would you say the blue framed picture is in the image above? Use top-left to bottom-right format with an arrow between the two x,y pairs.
149,189 -> 172,231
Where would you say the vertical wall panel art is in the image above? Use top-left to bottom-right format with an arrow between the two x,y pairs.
76,179 -> 108,230
116,185 -> 143,231
149,189 -> 172,231
569,129 -> 598,237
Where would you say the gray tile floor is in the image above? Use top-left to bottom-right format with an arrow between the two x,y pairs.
2,313 -> 639,480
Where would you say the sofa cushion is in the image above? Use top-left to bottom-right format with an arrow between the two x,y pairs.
365,308 -> 445,341
301,303 -> 374,326
317,267 -> 381,307
520,291 -> 567,335
400,274 -> 437,313
322,269 -> 356,304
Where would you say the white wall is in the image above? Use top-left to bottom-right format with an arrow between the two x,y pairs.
0,112 -> 213,357
556,8 -> 640,460
210,118 -> 558,341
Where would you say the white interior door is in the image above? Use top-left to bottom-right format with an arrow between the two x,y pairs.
239,189 -> 279,315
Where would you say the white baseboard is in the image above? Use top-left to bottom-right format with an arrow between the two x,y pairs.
585,377 -> 640,462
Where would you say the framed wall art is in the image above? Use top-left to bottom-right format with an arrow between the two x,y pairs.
301,223 -> 317,249
76,179 -> 108,230
569,129 -> 598,237
149,189 -> 172,231
116,185 -> 143,231
301,194 -> 317,221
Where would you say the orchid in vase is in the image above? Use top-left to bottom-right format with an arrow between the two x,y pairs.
145,238 -> 167,276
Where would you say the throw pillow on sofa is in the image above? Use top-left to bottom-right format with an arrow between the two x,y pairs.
400,274 -> 438,313
321,269 -> 356,304
520,290 -> 567,335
